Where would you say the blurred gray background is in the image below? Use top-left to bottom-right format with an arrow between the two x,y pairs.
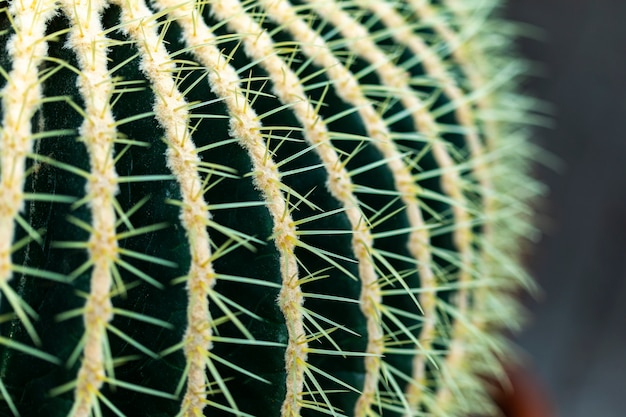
505,0 -> 626,416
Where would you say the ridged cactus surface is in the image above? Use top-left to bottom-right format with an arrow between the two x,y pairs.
0,0 -> 540,416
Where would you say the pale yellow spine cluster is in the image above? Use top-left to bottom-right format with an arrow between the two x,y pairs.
185,0 -> 377,414
59,1 -> 121,415
435,7 -> 503,417
362,0 -> 491,207
412,0 -> 497,149
304,0 -> 474,267
0,0 -> 56,321
204,1 -> 389,414
152,1 -> 307,415
257,1 -> 439,414
414,0 -> 499,241
151,1 -> 473,414
109,1 -> 219,415
352,2 -> 494,411
410,2 -> 515,414
302,1 -> 477,413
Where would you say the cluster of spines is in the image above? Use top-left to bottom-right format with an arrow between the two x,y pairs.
0,1 -> 62,414
0,1 -> 541,416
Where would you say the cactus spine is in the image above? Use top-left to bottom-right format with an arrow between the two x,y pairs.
0,0 -> 540,416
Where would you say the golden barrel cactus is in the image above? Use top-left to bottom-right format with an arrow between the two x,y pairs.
0,0 -> 540,416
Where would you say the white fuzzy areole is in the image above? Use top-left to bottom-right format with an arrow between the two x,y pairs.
205,0 -> 384,414
409,2 -> 506,413
154,1 -> 306,415
301,1 -> 478,414
202,1 -> 393,415
353,1 -> 496,411
0,0 -> 57,321
255,0 -> 440,414
59,0 -> 120,415
109,0 -> 220,415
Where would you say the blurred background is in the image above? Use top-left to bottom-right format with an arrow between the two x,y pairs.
504,0 -> 626,416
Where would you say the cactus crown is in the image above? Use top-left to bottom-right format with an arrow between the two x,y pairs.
0,0 -> 540,416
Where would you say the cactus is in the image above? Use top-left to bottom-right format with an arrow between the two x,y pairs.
0,0 -> 541,416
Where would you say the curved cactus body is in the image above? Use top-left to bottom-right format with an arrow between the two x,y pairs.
0,1 -> 539,416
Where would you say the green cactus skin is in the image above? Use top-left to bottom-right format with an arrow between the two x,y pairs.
0,0 -> 541,416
